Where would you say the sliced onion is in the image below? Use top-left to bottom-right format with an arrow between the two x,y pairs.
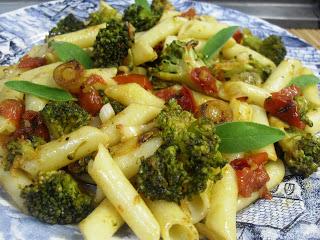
99,103 -> 115,124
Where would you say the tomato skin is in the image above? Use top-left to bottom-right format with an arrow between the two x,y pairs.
233,30 -> 243,44
78,88 -> 103,116
191,66 -> 218,95
155,87 -> 178,102
230,152 -> 270,198
18,55 -> 46,69
264,85 -> 305,129
114,74 -> 153,90
0,99 -> 24,128
180,8 -> 196,18
23,110 -> 50,141
155,86 -> 197,113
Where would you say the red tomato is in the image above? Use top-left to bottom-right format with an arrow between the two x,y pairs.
190,66 -> 217,95
155,86 -> 198,113
114,74 -> 153,90
22,110 -> 50,141
233,30 -> 243,44
264,85 -> 305,129
18,55 -> 46,69
230,152 -> 271,198
155,87 -> 178,102
0,99 -> 24,128
177,86 -> 198,113
78,88 -> 103,116
180,8 -> 196,18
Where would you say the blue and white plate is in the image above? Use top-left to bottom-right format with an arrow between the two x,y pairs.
0,1 -> 320,239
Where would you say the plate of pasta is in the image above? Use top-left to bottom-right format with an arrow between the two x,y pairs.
0,0 -> 320,239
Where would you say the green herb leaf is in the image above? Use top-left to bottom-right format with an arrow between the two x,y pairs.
5,81 -> 76,101
135,0 -> 151,10
201,26 -> 238,60
288,74 -> 320,89
51,41 -> 93,69
216,121 -> 285,153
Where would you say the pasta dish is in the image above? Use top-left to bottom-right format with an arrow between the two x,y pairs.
0,0 -> 319,239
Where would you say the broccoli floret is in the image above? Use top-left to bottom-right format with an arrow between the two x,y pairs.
137,100 -> 226,203
123,0 -> 168,32
3,136 -> 45,171
40,101 -> 90,139
87,1 -> 122,26
279,131 -> 320,177
123,4 -> 158,32
150,40 -> 206,89
295,96 -> 313,127
21,170 -> 92,224
242,30 -> 286,66
92,20 -> 133,67
48,14 -> 85,37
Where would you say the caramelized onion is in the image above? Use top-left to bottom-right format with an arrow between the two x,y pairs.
196,99 -> 232,124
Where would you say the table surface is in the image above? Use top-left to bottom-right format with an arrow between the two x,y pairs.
0,0 -> 319,49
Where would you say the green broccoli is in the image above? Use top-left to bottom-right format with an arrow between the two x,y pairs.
123,0 -> 168,32
279,130 -> 320,177
242,29 -> 286,66
295,96 -> 314,128
21,170 -> 92,224
137,100 -> 227,203
87,1 -> 122,26
48,14 -> 85,37
92,19 -> 133,67
3,136 -> 45,171
150,40 -> 209,91
40,101 -> 90,139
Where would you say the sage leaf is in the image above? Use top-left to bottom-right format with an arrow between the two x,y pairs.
201,26 -> 238,60
216,121 -> 285,153
51,41 -> 93,69
135,0 -> 151,10
5,81 -> 76,101
288,74 -> 320,89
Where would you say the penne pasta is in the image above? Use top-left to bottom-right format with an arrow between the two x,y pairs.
48,23 -> 106,48
20,126 -> 108,177
101,103 -> 162,146
205,164 -> 238,240
88,144 -> 160,240
111,136 -> 162,179
146,199 -> 199,240
305,108 -> 320,135
224,81 -> 271,107
104,83 -> 165,107
79,199 -> 124,240
0,168 -> 32,212
263,59 -> 302,92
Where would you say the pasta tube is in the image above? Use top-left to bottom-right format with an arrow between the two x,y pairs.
104,83 -> 165,107
101,104 -> 162,146
48,23 -> 106,48
111,136 -> 162,179
79,199 -> 124,240
132,17 -> 187,65
263,59 -> 302,92
237,159 -> 285,211
205,164 -> 238,240
305,108 -> 320,135
180,183 -> 211,224
224,81 -> 271,107
20,126 -> 108,177
0,168 -> 32,212
88,144 -> 160,240
222,44 -> 276,70
146,199 -> 199,240
250,105 -> 277,161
